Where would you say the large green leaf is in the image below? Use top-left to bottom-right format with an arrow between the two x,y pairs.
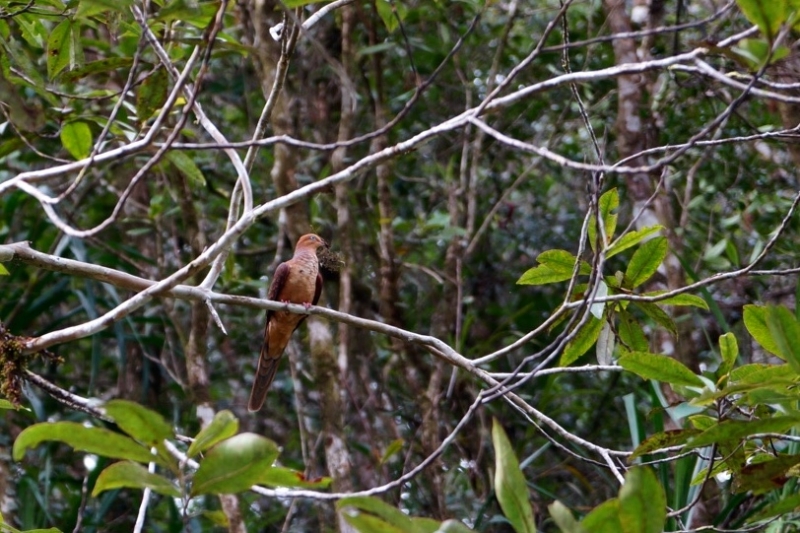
588,188 -> 619,251
685,416 -> 800,450
629,430 -> 700,462
187,410 -> 238,458
549,501 -> 588,533
717,332 -> 739,379
581,499 -> 622,533
765,305 -> 800,373
13,422 -> 158,464
735,0 -> 785,38
624,237 -> 667,289
165,151 -> 206,188
104,400 -> 173,447
337,496 -> 420,533
60,121 -> 93,160
640,291 -> 709,310
92,461 -> 180,497
191,433 -> 279,496
259,467 -> 331,489
492,419 -> 535,533
618,352 -> 704,387
743,304 -> 785,361
561,315 -> 604,366
136,68 -> 169,123
606,225 -> 663,258
634,301 -> 677,336
618,467 -> 666,533
46,19 -> 72,79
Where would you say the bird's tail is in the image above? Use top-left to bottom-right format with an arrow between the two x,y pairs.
248,348 -> 280,412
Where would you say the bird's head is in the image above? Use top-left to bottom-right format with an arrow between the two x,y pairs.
295,233 -> 327,251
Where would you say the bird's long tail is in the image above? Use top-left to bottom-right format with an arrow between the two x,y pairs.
248,347 -> 280,412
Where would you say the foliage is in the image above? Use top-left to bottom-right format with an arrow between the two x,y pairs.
1,0 -> 800,531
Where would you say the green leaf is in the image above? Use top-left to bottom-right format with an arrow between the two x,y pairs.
537,249 -> 591,276
624,237 -> 667,289
618,467 -> 666,533
136,68 -> 169,123
606,225 -> 663,258
438,520 -> 475,533
77,0 -> 134,17
560,315 -> 604,366
517,264 -> 573,285
492,419 -> 535,533
558,315 -> 605,366
104,400 -> 173,447
619,352 -> 704,387
641,291 -> 709,310
618,311 -> 648,353
187,410 -> 238,458
588,188 -> 619,251
282,0 -> 328,6
629,430 -> 700,462
685,416 -> 800,449
259,467 -> 331,489
765,305 -> 800,373
581,499 -> 622,533
717,332 -> 738,379
744,304 -> 784,360
375,0 -> 408,33
191,433 -> 279,496
735,0 -> 785,39
342,513 -> 404,533
747,493 -> 800,524
13,422 -> 158,464
92,461 -> 180,497
337,496 -> 417,533
60,121 -> 93,160
733,454 -> 800,494
549,501 -> 588,533
380,438 -> 404,465
634,301 -> 677,336
46,19 -> 71,80
0,263 -> 8,276
165,151 -> 206,188
61,57 -> 134,83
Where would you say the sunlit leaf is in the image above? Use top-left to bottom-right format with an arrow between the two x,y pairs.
191,433 -> 279,496
580,499 -> 622,532
259,467 -> 331,489
104,400 -> 173,447
765,305 -> 800,373
606,225 -> 663,258
588,188 -> 619,251
735,0 -> 785,39
619,352 -> 704,387
187,410 -> 239,458
717,332 -> 738,379
46,19 -> 71,79
549,501 -> 588,533
624,237 -> 667,289
744,304 -> 784,361
337,496 -> 416,532
60,121 -> 93,160
492,419 -> 535,533
13,422 -> 158,464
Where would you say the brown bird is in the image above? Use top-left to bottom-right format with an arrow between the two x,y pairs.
248,234 -> 326,412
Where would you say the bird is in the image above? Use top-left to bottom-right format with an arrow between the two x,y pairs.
248,234 -> 326,412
